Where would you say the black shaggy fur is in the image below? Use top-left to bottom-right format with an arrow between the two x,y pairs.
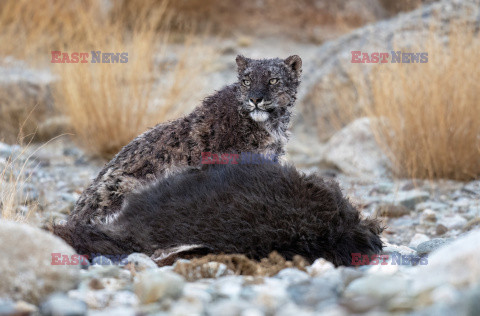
56,164 -> 383,266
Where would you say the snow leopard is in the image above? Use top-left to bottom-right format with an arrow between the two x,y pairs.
54,54 -> 302,234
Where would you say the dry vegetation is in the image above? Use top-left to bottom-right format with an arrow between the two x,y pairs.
173,252 -> 309,282
0,144 -> 37,222
0,0 -> 215,158
365,24 -> 480,180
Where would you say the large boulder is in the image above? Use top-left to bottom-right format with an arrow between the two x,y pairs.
0,221 -> 80,304
411,230 -> 480,296
0,58 -> 59,143
321,117 -> 391,178
294,0 -> 480,142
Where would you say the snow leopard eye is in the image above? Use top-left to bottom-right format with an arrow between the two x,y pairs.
242,79 -> 251,86
269,78 -> 279,85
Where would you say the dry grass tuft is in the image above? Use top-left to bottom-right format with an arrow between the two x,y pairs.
0,0 -> 215,158
50,1 -> 214,159
365,24 -> 480,180
0,143 -> 37,222
173,251 -> 309,281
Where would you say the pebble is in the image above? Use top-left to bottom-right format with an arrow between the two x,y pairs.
275,268 -> 310,284
416,238 -> 450,255
462,217 -> 480,232
420,209 -> 437,224
134,270 -> 185,304
374,203 -> 410,217
39,293 -> 87,316
382,190 -> 430,209
308,258 -> 335,277
211,276 -> 244,299
288,279 -> 336,308
436,224 -> 449,235
438,215 -> 467,230
344,274 -> 408,301
409,233 -> 430,249
126,253 -> 158,271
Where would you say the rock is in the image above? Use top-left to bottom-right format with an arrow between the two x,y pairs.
39,293 -> 87,316
0,142 -> 21,158
382,190 -> 430,209
243,278 -> 288,311
295,0 -> 480,142
421,209 -> 437,224
382,242 -> 416,256
374,203 -> 410,218
417,238 -> 450,255
321,117 -> 391,178
344,274 -> 408,301
0,221 -> 79,304
438,215 -> 468,230
239,307 -> 264,316
308,258 -> 335,277
0,299 -> 16,316
287,277 -> 338,307
436,224 -> 448,235
126,253 -> 158,271
275,268 -> 310,285
134,269 -> 185,304
182,282 -> 213,304
462,217 -> 480,232
411,230 -> 480,296
0,58 -> 56,143
206,299 -> 251,316
415,201 -> 448,212
211,276 -> 244,299
409,233 -> 430,249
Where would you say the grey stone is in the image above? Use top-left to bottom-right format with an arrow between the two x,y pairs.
417,238 -> 450,255
382,243 -> 416,256
382,190 -> 430,209
287,276 -> 339,307
436,224 -> 449,235
275,268 -> 310,285
438,215 -> 468,230
375,203 -> 410,218
0,221 -> 79,304
206,298 -> 251,316
126,253 -> 158,270
409,233 -> 430,249
321,117 -> 391,178
421,209 -> 437,224
415,201 -> 448,212
409,230 -> 480,309
344,274 -> 408,301
211,276 -> 244,299
134,269 -> 185,304
295,0 -> 480,142
39,293 -> 87,316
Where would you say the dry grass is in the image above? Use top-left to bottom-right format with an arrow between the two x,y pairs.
0,142 -> 37,222
173,252 -> 309,281
0,0 -> 215,158
365,24 -> 480,180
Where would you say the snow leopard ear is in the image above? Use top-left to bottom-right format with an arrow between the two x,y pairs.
236,55 -> 249,73
285,55 -> 302,77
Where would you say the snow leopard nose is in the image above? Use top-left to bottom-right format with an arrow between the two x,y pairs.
249,97 -> 263,105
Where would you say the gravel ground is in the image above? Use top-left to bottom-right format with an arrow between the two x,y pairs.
1,137 -> 480,315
